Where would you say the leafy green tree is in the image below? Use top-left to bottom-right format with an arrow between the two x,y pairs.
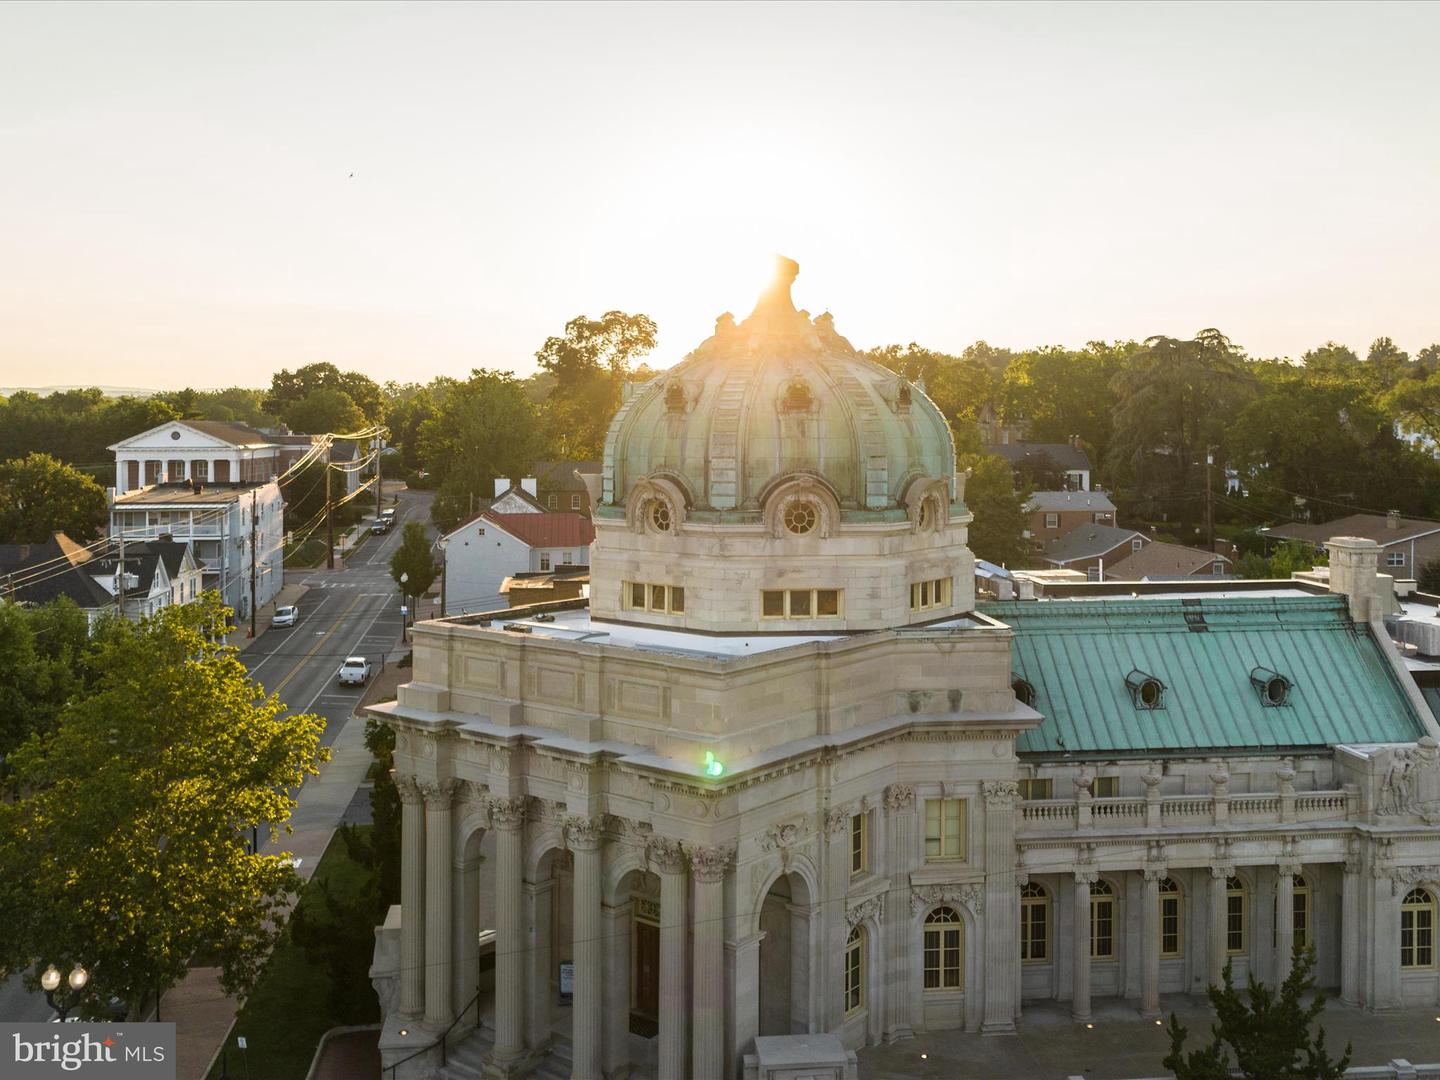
0,452 -> 108,542
863,344 -> 995,427
285,388 -> 365,436
535,311 -> 657,459
157,387 -> 276,428
1300,342 -> 1360,373
960,452 -> 1030,567
1163,946 -> 1350,1080
0,599 -> 88,764
419,370 -> 548,532
264,362 -> 383,427
1382,367 -> 1440,446
1000,341 -> 1138,471
390,521 -> 437,599
0,595 -> 328,1018
382,381 -> 447,471
1418,558 -> 1440,594
1107,330 -> 1250,541
1366,335 -> 1411,386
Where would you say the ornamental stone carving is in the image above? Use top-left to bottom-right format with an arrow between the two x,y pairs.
823,808 -> 851,836
1143,866 -> 1169,883
909,884 -> 983,916
759,822 -> 802,854
690,844 -> 735,883
1388,865 -> 1440,895
1073,869 -> 1099,886
981,780 -> 1019,807
846,893 -> 884,928
490,796 -> 528,832
1378,748 -> 1420,816
419,777 -> 462,806
563,815 -> 606,852
647,836 -> 689,875
1210,865 -> 1234,880
395,774 -> 424,806
884,784 -> 916,812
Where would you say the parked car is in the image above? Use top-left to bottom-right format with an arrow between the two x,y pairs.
338,656 -> 371,686
272,605 -> 298,628
370,518 -> 389,535
380,507 -> 397,522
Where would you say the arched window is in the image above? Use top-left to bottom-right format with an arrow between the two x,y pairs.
1090,880 -> 1115,959
1401,887 -> 1435,970
664,382 -> 686,413
783,500 -> 818,535
844,924 -> 866,1013
1226,876 -> 1247,955
649,500 -> 672,532
1293,875 -> 1310,951
923,907 -> 963,990
1020,882 -> 1049,962
1159,877 -> 1184,958
781,379 -> 813,414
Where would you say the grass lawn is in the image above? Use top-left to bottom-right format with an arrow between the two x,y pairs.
207,827 -> 380,1080
283,536 -> 328,568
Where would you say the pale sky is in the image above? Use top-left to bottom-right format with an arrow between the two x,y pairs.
1,1 -> 1437,390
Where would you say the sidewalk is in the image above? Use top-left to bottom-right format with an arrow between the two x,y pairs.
173,673 -> 391,1079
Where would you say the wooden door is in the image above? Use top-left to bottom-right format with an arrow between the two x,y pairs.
634,920 -> 659,1016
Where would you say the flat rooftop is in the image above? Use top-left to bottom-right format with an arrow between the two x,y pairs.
113,483 -> 260,506
434,604 -> 991,661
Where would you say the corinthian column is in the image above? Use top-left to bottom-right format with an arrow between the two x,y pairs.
981,780 -> 1020,1033
1140,867 -> 1164,1020
1275,863 -> 1297,985
691,844 -> 732,1080
651,837 -> 690,1080
489,796 -> 528,1070
884,784 -> 917,1042
1209,866 -> 1230,990
566,816 -> 605,1080
423,778 -> 461,1029
1072,870 -> 1096,1022
1341,852 -> 1361,1005
397,775 -> 426,1019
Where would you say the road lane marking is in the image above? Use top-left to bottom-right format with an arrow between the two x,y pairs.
270,592 -> 365,698
295,596 -> 395,716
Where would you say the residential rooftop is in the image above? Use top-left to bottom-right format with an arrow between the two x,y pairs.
1268,513 -> 1440,547
1042,524 -> 1146,565
1024,490 -> 1116,513
113,482 -> 258,505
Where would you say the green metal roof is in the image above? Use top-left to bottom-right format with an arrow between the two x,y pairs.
981,595 -> 1426,755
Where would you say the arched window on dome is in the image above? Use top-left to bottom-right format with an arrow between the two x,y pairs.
648,499 -> 672,533
664,382 -> 686,413
898,383 -> 912,408
780,379 -> 813,414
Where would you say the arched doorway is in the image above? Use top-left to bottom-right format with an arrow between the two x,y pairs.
526,845 -> 575,1050
758,870 -> 815,1035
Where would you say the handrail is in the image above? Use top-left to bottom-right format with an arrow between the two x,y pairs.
385,985 -> 482,1078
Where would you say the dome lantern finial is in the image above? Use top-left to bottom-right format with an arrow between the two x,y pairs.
750,255 -> 800,320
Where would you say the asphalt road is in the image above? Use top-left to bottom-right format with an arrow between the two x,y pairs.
0,490 -> 434,1023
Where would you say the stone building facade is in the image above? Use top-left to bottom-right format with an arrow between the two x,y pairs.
369,262 -> 1440,1080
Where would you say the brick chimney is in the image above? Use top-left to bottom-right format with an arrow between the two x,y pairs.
1326,536 -> 1380,621
1387,509 -> 1401,530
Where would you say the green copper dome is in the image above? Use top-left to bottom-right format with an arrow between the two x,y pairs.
600,258 -> 957,520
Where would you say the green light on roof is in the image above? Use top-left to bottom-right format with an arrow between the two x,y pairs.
703,751 -> 725,777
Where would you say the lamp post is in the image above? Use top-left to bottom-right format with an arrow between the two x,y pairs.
40,963 -> 89,1021
399,571 -> 409,644
437,537 -> 449,618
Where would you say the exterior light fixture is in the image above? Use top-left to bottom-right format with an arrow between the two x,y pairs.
398,1028 -> 409,1037
1085,1023 -> 1094,1029
703,751 -> 724,777
40,966 -> 61,992
39,963 -> 88,1020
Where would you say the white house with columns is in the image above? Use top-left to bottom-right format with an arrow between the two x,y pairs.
368,261 -> 1440,1080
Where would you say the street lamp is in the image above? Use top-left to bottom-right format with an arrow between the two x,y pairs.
40,963 -> 89,1021
437,537 -> 449,618
400,571 -> 409,644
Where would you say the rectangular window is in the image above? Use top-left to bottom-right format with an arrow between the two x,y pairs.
1044,512 -> 1059,529
540,553 -> 551,571
191,460 -> 208,482
762,590 -> 785,617
760,589 -> 842,619
650,584 -> 666,611
789,589 -> 812,616
1020,889 -> 1048,962
562,551 -> 573,565
1087,567 -> 1101,582
1018,778 -> 1052,800
923,919 -> 963,990
1131,538 -> 1144,552
1402,903 -> 1434,969
817,589 -> 840,616
845,929 -> 865,1014
571,494 -> 581,510
1092,776 -> 1119,798
629,582 -> 646,609
1212,561 -> 1225,575
1091,893 -> 1114,958
547,494 -> 557,509
924,798 -> 965,860
669,587 -> 684,614
850,813 -> 867,876
1160,891 -> 1182,958
1387,551 -> 1406,567
909,577 -> 953,613
1226,891 -> 1246,954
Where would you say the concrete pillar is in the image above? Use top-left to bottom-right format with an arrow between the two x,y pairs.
821,807 -> 852,1028
1341,855 -> 1361,1006
1209,867 -> 1230,989
489,796 -> 528,1070
602,902 -> 633,1080
1141,868 -> 1163,1019
453,835 -> 482,1032
651,838 -> 690,1080
981,781 -> 1020,1033
884,784 -> 917,1042
1072,871 -> 1095,1022
727,932 -> 763,1075
567,818 -> 605,1080
1326,536 -> 1381,621
691,845 -> 731,1080
1275,866 -> 1296,985
524,879 -> 554,1052
397,777 -> 426,1019
423,779 -> 460,1029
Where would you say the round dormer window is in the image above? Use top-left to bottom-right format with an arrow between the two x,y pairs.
919,500 -> 933,530
649,500 -> 672,532
783,501 -> 817,535
171,430 -> 181,440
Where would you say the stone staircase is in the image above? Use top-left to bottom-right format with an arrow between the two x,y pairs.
435,1031 -> 572,1080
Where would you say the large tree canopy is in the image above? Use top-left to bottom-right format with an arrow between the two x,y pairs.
535,311 -> 657,459
264,362 -> 383,428
285,387 -> 366,437
0,452 -> 109,543
0,595 -> 327,1018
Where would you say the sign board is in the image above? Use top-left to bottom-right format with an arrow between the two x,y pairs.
236,1036 -> 247,1049
400,605 -> 409,616
3,1023 -> 176,1079
558,961 -> 574,1004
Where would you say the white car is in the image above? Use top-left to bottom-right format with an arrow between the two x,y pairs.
338,656 -> 371,686
272,605 -> 298,628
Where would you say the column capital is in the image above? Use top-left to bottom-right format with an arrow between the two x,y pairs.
396,773 -> 425,806
648,835 -> 689,875
1073,869 -> 1099,885
981,779 -> 1019,808
1276,862 -> 1301,881
419,777 -> 462,807
823,807 -> 851,835
1143,865 -> 1169,883
884,783 -> 916,812
564,814 -> 607,852
1210,865 -> 1234,880
689,843 -> 735,883
490,795 -> 528,832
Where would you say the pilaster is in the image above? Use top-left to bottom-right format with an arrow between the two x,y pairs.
980,780 -> 1019,1034
883,783 -> 916,1042
651,837 -> 690,1080
397,775 -> 426,1020
1071,869 -> 1096,1022
690,844 -> 733,1080
1140,865 -> 1165,1019
486,796 -> 527,1075
422,778 -> 462,1030
567,816 -> 606,1080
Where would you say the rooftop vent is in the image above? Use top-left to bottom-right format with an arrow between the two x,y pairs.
504,623 -> 532,634
1011,675 -> 1036,707
1124,669 -> 1166,710
1249,666 -> 1292,707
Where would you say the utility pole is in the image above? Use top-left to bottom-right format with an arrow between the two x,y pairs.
1205,447 -> 1215,552
375,437 -> 383,520
116,533 -> 126,619
248,489 -> 258,638
325,464 -> 335,571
